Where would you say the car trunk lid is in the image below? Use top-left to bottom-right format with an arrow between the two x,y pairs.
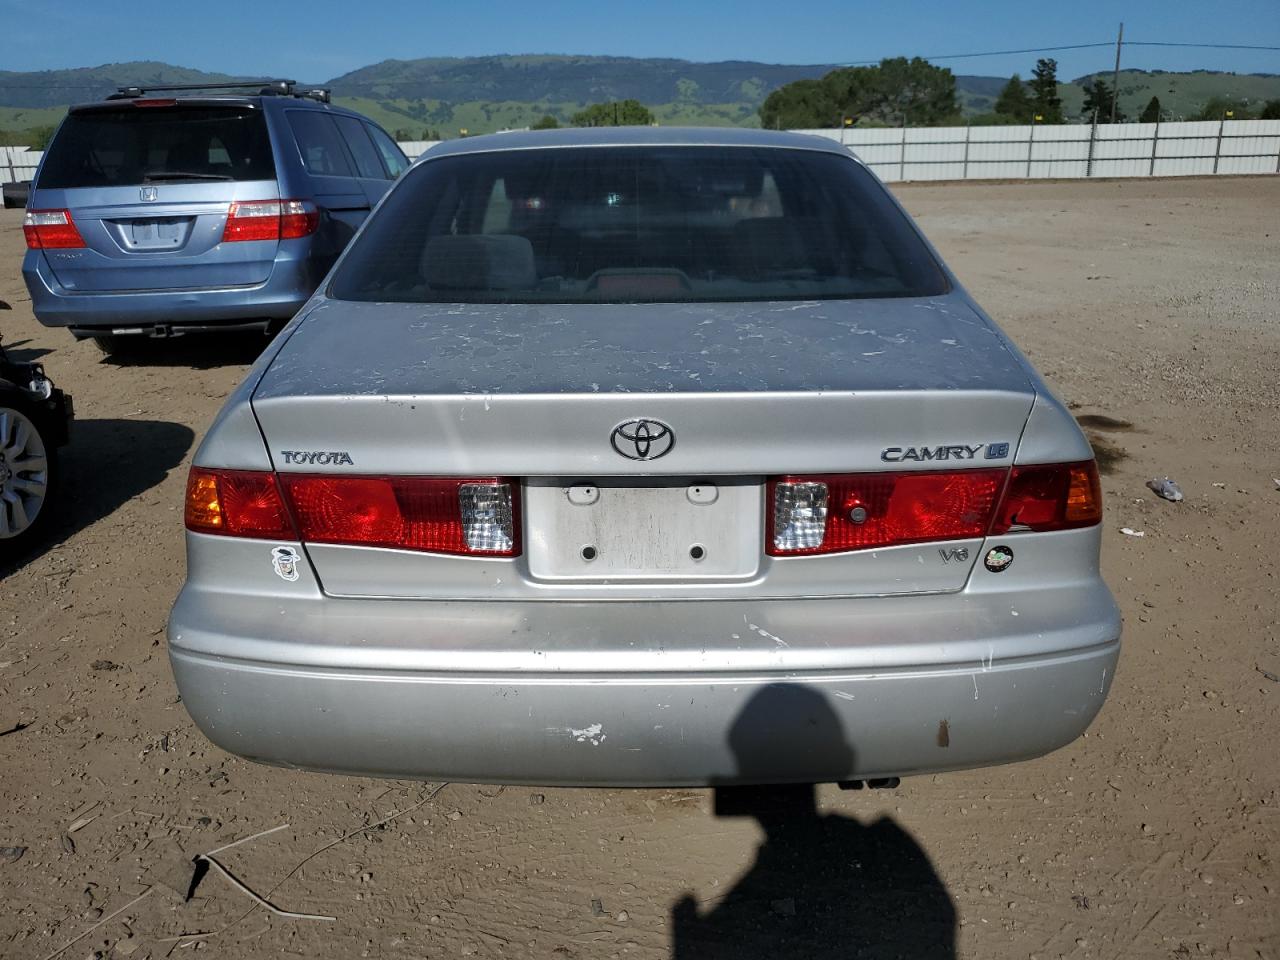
251,295 -> 1036,598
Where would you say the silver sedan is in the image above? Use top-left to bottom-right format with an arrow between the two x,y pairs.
168,127 -> 1120,786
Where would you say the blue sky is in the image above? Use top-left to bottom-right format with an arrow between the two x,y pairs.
1,0 -> 1276,80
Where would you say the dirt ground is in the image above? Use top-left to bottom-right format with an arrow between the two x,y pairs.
1,176 -> 1277,960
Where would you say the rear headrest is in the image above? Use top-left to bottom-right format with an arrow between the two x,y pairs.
423,234 -> 537,291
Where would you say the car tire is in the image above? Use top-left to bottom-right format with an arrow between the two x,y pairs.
0,395 -> 58,548
90,335 -> 143,357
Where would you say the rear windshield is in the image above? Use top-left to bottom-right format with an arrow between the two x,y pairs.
329,146 -> 948,304
38,106 -> 274,188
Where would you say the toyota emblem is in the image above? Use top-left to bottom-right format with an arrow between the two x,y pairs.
611,419 -> 675,461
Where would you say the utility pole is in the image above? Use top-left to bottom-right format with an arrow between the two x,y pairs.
1110,22 -> 1124,124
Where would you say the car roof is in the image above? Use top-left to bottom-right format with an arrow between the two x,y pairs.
67,95 -> 354,115
425,126 -> 857,160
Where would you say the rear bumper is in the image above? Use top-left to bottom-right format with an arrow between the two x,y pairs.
21,249 -> 314,331
168,582 -> 1121,786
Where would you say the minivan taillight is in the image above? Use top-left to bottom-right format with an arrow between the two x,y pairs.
23,209 -> 86,249
281,476 -> 519,556
768,469 -> 1006,556
221,199 -> 319,242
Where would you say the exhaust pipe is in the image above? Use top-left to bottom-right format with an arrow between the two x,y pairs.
837,777 -> 901,791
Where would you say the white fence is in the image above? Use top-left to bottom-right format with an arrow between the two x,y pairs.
1,146 -> 41,184
5,120 -> 1280,187
795,118 -> 1280,182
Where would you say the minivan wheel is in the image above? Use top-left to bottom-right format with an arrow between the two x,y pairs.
0,399 -> 57,545
90,335 -> 145,357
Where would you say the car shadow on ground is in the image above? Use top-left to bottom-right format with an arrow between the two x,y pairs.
671,685 -> 956,959
97,332 -> 275,370
0,418 -> 194,577
0,337 -> 55,364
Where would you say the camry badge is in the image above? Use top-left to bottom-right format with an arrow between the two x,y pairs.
611,419 -> 675,461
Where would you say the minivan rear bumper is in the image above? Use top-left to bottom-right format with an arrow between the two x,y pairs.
22,249 -> 314,332
168,585 -> 1121,786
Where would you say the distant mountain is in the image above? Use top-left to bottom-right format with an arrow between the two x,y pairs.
0,61 -> 243,109
1,58 -> 1277,140
327,55 -> 837,105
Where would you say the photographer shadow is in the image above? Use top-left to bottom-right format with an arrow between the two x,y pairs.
672,684 -> 956,959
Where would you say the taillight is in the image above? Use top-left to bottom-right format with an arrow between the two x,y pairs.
990,460 -> 1101,533
23,209 -> 86,249
280,476 -> 519,556
184,468 -> 295,539
221,199 -> 319,242
768,469 -> 1006,556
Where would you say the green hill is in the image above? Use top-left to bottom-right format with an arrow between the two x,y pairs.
1,58 -> 1276,142
1066,69 -> 1280,120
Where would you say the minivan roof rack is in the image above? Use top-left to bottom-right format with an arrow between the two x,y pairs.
106,79 -> 329,103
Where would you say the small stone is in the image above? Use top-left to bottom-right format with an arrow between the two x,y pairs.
591,897 -> 607,917
91,660 -> 120,671
529,793 -> 546,806
360,871 -> 373,883
616,910 -> 630,922
81,908 -> 103,921
1233,895 -> 1245,905
1201,874 -> 1215,885
447,810 -> 462,821
0,846 -> 25,864
61,834 -> 75,854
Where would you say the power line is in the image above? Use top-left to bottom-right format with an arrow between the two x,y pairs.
839,42 -> 1115,66
1125,41 -> 1280,51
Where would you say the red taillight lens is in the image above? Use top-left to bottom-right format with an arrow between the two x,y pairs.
221,199 -> 318,242
279,199 -> 320,239
23,209 -> 86,249
990,460 -> 1101,534
280,476 -> 519,556
768,469 -> 1006,556
184,468 -> 295,539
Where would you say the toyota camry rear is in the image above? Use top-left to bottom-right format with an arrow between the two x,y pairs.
167,128 -> 1120,786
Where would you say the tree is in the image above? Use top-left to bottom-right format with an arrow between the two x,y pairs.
1262,100 -> 1280,120
1139,96 -> 1162,123
571,99 -> 654,127
1081,78 -> 1124,123
759,77 -> 838,129
1028,58 -> 1063,123
530,114 -> 560,130
758,57 -> 957,129
1194,97 -> 1252,120
993,74 -> 1034,122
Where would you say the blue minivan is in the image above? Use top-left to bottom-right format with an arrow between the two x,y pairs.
21,80 -> 408,353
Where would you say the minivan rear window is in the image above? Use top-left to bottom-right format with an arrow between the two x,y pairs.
38,106 -> 274,188
329,146 -> 948,304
